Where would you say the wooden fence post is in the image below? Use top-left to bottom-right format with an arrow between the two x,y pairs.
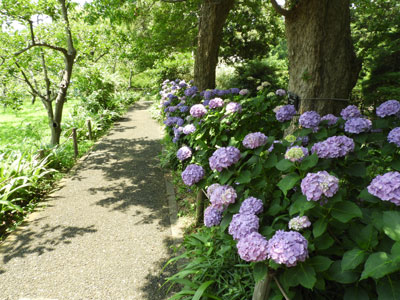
72,128 -> 78,159
252,273 -> 272,300
87,119 -> 93,140
195,190 -> 205,226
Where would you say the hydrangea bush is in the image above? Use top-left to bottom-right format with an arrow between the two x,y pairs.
158,79 -> 400,299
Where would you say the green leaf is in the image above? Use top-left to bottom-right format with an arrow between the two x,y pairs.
277,173 -> 300,195
275,159 -> 294,171
236,170 -> 252,184
361,252 -> 400,280
377,276 -> 400,300
382,211 -> 400,242
344,287 -> 369,300
314,128 -> 328,140
355,225 -> 378,250
292,263 -> 316,289
391,159 -> 400,172
219,213 -> 233,231
391,242 -> 400,258
313,218 -> 328,238
345,163 -> 366,177
219,170 -> 234,185
253,262 -> 268,283
309,256 -> 333,272
265,153 -> 277,169
331,201 -> 362,223
289,194 -> 315,215
299,154 -> 318,171
358,188 -> 380,203
341,248 -> 366,271
382,143 -> 397,156
314,234 -> 334,250
327,261 -> 358,284
192,280 -> 215,300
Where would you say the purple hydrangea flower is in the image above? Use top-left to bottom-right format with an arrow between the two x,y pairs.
288,216 -> 311,231
207,183 -> 221,198
341,105 -> 362,120
275,89 -> 286,96
190,104 -> 207,118
204,206 -> 222,227
177,146 -> 192,161
181,164 -> 205,186
176,118 -> 184,126
311,136 -> 355,158
266,230 -> 308,267
268,140 -> 282,152
237,232 -> 268,262
209,98 -> 224,109
297,136 -> 310,146
182,124 -> 196,135
299,111 -> 321,129
239,197 -> 263,215
228,213 -> 259,240
226,102 -> 242,114
285,146 -> 309,162
168,106 -> 178,112
230,88 -> 240,94
388,127 -> 400,147
242,132 -> 267,149
321,114 -> 338,126
367,171 -> 400,205
239,89 -> 249,96
178,80 -> 187,88
344,117 -> 372,134
209,185 -> 237,210
209,146 -> 241,171
300,171 -> 339,201
184,86 -> 198,97
376,100 -> 400,118
179,105 -> 189,113
203,90 -> 214,100
275,105 -> 297,122
162,100 -> 171,107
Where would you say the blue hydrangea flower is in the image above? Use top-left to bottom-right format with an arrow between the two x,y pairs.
239,197 -> 263,215
299,111 -> 321,129
367,171 -> 400,205
242,132 -> 267,149
209,146 -> 241,171
266,230 -> 308,267
341,105 -> 362,120
237,232 -> 268,262
388,127 -> 400,147
204,206 -> 222,227
321,114 -> 338,126
376,100 -> 400,118
181,164 -> 205,186
184,86 -> 198,97
311,136 -> 354,158
275,105 -> 297,122
344,117 -> 372,134
228,213 -> 259,240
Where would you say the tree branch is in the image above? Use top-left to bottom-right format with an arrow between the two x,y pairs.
40,50 -> 52,101
270,0 -> 293,17
58,0 -> 76,57
14,61 -> 45,100
28,20 -> 35,44
14,43 -> 68,57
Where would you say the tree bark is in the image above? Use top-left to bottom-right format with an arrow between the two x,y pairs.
194,0 -> 235,91
279,0 -> 360,115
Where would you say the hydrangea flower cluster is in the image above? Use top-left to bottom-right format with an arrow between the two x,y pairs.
239,197 -> 264,215
204,206 -> 222,227
164,117 -> 184,127
207,183 -> 221,198
321,114 -> 338,126
209,146 -> 241,172
284,146 -> 309,162
388,127 -> 400,147
341,105 -> 362,120
228,213 -> 260,240
299,111 -> 321,129
237,232 -> 268,262
301,171 -> 339,202
176,146 -> 192,161
181,164 -> 205,186
376,100 -> 400,118
184,86 -> 198,97
203,90 -> 214,100
209,184 -> 237,210
239,89 -> 249,96
266,230 -> 308,267
275,89 -> 286,96
367,171 -> 400,205
344,117 -> 372,134
311,136 -> 355,158
275,105 -> 297,122
226,102 -> 242,114
242,132 -> 267,149
288,216 -> 311,231
182,124 -> 196,135
190,104 -> 207,118
209,98 -> 224,109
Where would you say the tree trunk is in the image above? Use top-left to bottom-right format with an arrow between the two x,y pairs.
194,0 -> 235,91
284,0 -> 360,115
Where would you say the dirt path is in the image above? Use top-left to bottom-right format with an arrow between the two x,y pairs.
0,101 -> 177,300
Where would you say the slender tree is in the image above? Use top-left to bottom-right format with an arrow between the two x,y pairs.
271,0 -> 361,115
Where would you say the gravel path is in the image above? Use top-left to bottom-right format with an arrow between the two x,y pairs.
0,101 -> 177,300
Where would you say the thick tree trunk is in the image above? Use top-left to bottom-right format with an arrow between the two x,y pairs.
284,0 -> 360,115
194,0 -> 235,91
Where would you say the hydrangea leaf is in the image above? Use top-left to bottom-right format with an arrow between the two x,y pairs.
327,261 -> 358,284
264,153 -> 278,169
289,194 -> 315,215
355,224 -> 378,250
236,170 -> 252,184
341,248 -> 366,271
391,159 -> 400,172
314,234 -> 334,250
314,128 -> 328,140
331,201 -> 362,223
377,276 -> 400,300
309,256 -> 333,272
313,218 -> 328,238
360,252 -> 400,280
391,242 -> 400,258
344,163 -> 366,178
358,188 -> 380,203
292,263 -> 317,289
277,173 -> 300,195
382,211 -> 400,242
299,154 -> 318,171
219,170 -> 234,185
253,262 -> 268,283
344,287 -> 369,300
275,159 -> 294,171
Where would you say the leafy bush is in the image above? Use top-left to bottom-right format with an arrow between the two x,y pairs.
159,79 -> 400,299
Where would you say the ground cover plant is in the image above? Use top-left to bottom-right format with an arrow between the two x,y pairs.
158,79 -> 400,299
